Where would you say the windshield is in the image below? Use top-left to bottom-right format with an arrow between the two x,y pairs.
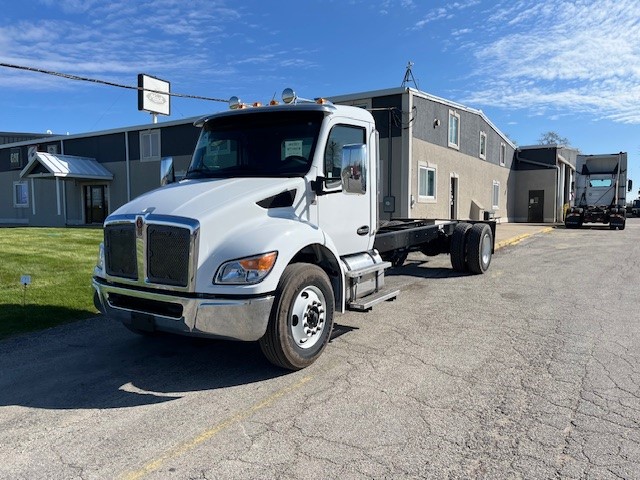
187,110 -> 324,179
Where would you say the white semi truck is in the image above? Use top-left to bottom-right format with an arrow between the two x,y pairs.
92,89 -> 495,370
565,152 -> 631,230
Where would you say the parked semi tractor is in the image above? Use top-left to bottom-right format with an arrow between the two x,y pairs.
565,152 -> 631,230
92,89 -> 495,370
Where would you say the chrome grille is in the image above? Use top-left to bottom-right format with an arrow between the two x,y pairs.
104,224 -> 137,280
147,225 -> 191,287
103,214 -> 199,291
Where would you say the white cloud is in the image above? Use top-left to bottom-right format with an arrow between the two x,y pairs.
0,1 -> 306,95
463,0 -> 640,124
411,1 -> 479,29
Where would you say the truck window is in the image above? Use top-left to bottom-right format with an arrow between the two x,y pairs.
324,125 -> 365,185
589,179 -> 612,187
188,111 -> 324,178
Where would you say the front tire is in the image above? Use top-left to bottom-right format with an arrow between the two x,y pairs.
259,263 -> 335,370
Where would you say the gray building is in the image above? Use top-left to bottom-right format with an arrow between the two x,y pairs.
0,87 -> 577,227
514,145 -> 578,223
331,87 -> 517,222
0,120 -> 199,226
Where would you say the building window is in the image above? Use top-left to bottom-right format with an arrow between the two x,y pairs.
479,131 -> 487,159
500,142 -> 506,166
448,110 -> 460,150
140,130 -> 161,161
14,181 -> 29,208
418,164 -> 436,201
47,144 -> 58,154
492,181 -> 500,209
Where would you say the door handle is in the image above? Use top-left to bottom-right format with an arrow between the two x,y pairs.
357,226 -> 370,236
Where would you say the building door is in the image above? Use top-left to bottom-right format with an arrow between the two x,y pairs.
450,176 -> 458,219
85,185 -> 108,224
528,190 -> 544,222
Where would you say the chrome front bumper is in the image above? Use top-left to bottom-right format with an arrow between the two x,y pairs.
92,278 -> 274,341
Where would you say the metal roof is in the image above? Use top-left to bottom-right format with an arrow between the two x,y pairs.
20,152 -> 114,181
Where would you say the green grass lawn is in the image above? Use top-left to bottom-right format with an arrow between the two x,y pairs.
0,227 -> 104,339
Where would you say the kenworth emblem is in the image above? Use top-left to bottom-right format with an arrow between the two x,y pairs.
135,216 -> 144,237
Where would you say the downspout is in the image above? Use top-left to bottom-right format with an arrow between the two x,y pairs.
61,139 -> 67,225
387,109 -> 392,211
614,152 -> 621,206
125,131 -> 131,202
555,164 -> 560,223
404,89 -> 413,217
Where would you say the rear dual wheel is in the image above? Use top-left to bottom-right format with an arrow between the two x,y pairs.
450,222 -> 493,274
466,224 -> 493,274
450,223 -> 471,272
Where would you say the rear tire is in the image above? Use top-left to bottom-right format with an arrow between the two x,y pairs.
467,223 -> 493,274
259,263 -> 335,370
450,223 -> 471,272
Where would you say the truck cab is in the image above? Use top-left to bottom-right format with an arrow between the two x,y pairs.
565,152 -> 629,230
93,90 -> 390,369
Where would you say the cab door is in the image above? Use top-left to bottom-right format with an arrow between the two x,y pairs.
316,122 -> 374,255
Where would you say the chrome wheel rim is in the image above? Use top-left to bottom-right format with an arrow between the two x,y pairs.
290,285 -> 326,349
481,232 -> 492,266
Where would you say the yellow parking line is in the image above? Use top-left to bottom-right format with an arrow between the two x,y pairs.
495,227 -> 553,250
121,375 -> 313,480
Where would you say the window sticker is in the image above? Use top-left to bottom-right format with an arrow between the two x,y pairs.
284,140 -> 303,158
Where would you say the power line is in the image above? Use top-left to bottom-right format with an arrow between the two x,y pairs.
0,62 -> 228,103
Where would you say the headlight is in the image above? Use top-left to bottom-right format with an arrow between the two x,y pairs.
215,251 -> 278,284
96,242 -> 105,271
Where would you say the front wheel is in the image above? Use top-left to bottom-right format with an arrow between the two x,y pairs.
259,263 -> 335,370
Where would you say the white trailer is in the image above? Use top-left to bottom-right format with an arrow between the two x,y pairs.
92,89 -> 495,370
566,152 -> 631,230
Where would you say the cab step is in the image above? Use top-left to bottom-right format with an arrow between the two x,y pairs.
347,288 -> 400,311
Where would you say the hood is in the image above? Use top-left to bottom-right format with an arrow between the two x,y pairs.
111,177 -> 303,221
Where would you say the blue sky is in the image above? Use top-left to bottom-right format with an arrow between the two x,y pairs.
1,0 -> 639,194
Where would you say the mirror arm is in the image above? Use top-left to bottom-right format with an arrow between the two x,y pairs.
311,176 -> 326,195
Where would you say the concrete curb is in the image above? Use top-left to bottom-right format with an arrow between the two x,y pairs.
495,227 -> 554,250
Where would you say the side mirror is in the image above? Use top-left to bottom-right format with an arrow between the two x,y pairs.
628,179 -> 633,192
341,144 -> 367,195
160,157 -> 175,185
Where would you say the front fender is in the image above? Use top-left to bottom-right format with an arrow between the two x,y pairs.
195,217 -> 342,296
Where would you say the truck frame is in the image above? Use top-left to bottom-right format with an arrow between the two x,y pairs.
92,89 -> 495,370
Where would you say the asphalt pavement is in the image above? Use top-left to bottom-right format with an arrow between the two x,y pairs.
1,219 -> 638,479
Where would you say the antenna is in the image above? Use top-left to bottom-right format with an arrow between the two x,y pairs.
401,61 -> 419,90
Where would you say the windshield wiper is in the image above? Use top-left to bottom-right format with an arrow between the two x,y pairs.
185,167 -> 213,178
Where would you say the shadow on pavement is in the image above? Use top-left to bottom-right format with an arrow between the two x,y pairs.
0,316 -> 289,410
385,259 -> 468,279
